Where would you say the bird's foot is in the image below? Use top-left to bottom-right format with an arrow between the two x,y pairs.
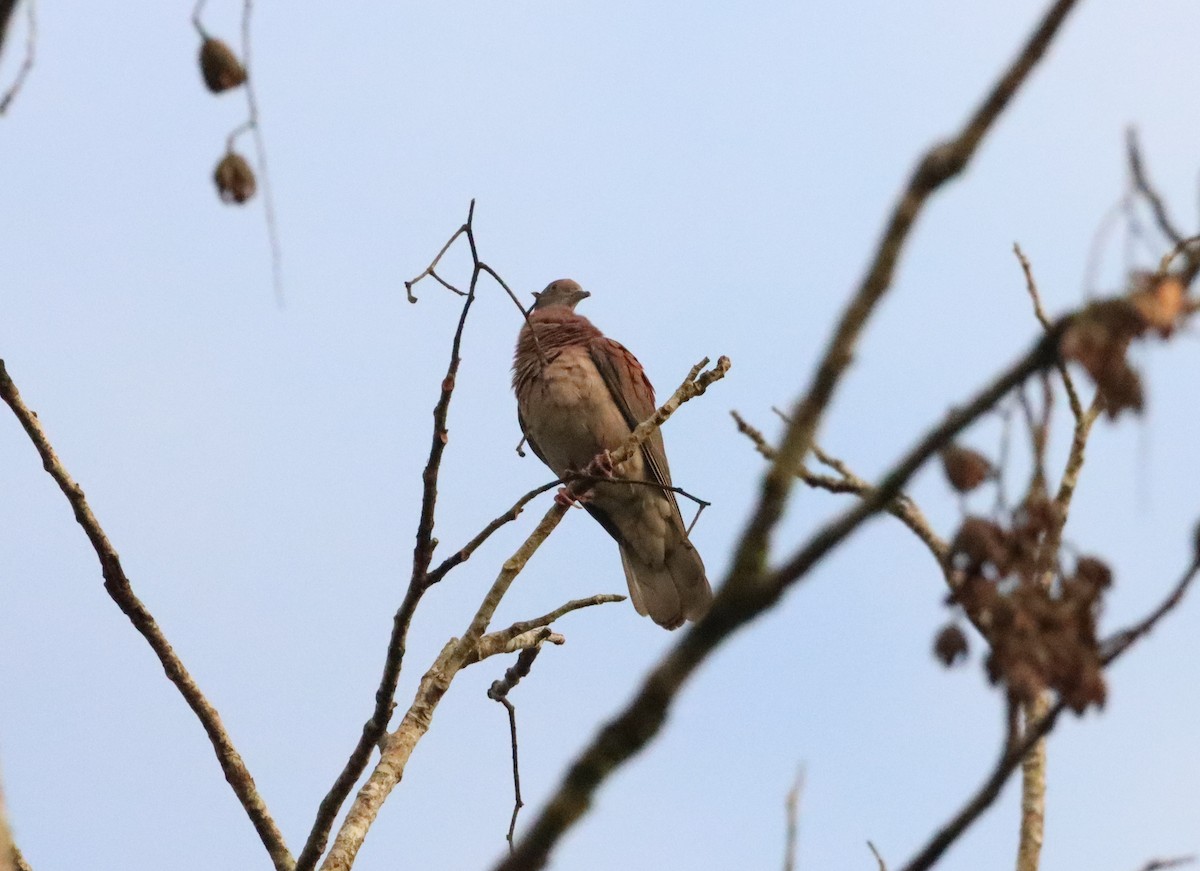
555,486 -> 592,508
586,450 -> 616,478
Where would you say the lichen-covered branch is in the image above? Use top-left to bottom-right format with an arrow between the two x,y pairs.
0,360 -> 293,871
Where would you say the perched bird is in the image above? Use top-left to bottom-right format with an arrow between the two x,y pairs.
512,279 -> 712,629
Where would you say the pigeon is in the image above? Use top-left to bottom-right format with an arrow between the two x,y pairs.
512,279 -> 712,629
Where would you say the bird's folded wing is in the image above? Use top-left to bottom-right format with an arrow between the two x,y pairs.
587,337 -> 686,524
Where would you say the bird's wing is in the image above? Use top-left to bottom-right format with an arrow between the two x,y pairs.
587,336 -> 686,524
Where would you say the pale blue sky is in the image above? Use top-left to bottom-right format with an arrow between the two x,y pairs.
2,2 -> 1198,869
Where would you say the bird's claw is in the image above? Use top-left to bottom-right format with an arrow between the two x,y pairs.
555,486 -> 591,508
587,450 -> 616,478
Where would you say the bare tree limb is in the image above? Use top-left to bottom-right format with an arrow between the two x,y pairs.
0,360 -> 293,871
726,0 -> 1084,601
314,357 -> 729,871
868,841 -> 889,871
295,202 -> 483,871
0,0 -> 34,116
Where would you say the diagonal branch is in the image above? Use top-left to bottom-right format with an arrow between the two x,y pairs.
726,0 -> 1082,598
0,361 -> 293,871
315,357 -> 729,871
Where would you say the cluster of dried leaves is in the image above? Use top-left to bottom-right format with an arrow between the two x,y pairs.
931,266 -> 1194,713
946,512 -> 1110,713
1060,272 -> 1188,418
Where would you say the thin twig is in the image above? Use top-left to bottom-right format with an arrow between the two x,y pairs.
239,0 -> 284,306
488,646 -> 545,851
1014,242 -> 1085,419
564,472 -> 711,511
782,765 -> 804,871
1127,128 -> 1186,247
0,361 -> 293,871
486,595 -> 626,644
868,841 -> 888,871
1135,857 -> 1196,871
0,0 -> 35,116
731,411 -> 949,571
426,479 -> 565,585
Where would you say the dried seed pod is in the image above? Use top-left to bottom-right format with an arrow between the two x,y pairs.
214,151 -> 256,205
939,444 -> 994,493
933,623 -> 969,667
199,38 -> 247,93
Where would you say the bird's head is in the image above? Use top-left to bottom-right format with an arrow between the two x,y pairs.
530,279 -> 591,312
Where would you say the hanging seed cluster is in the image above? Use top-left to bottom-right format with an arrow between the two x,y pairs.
196,32 -> 256,205
931,443 -> 1110,712
1059,272 -> 1191,418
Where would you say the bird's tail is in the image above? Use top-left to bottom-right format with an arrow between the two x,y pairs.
620,537 -> 712,630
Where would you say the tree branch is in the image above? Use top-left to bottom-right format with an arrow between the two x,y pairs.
314,357 -> 729,871
0,360 -> 293,871
296,202 -> 483,871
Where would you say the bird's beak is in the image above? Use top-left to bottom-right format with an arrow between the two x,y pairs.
578,290 -> 591,300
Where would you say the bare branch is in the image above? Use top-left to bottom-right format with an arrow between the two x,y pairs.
427,479 -> 564,585
315,357 -> 730,871
732,411 -> 949,571
484,594 -> 626,645
1014,243 -> 1086,420
0,361 -> 293,871
488,645 -> 549,851
868,841 -> 888,871
1135,857 -> 1196,871
1127,128 -> 1186,247
782,766 -> 804,871
0,0 -> 34,116
296,203 -> 481,871
726,0 -> 1084,608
